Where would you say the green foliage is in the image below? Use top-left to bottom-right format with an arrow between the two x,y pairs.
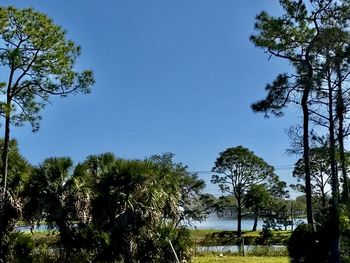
22,157 -> 74,231
248,246 -> 288,257
193,255 -> 289,263
260,198 -> 291,231
288,223 -> 332,263
290,195 -> 307,217
258,228 -> 273,245
211,146 -> 284,235
211,146 -> 279,201
0,140 -> 31,260
0,6 -> 94,130
251,74 -> 293,117
212,195 -> 237,218
192,229 -> 291,247
340,212 -> 350,232
212,146 -> 274,186
340,204 -> 350,262
150,152 -> 208,224
21,152 -> 206,262
136,223 -> 194,263
0,6 -> 94,259
291,147 -> 331,208
4,232 -> 35,263
31,244 -> 59,263
340,235 -> 350,263
246,185 -> 270,212
251,2 -> 350,261
0,7 -> 94,224
250,0 -> 317,117
288,224 -> 317,263
0,139 -> 31,195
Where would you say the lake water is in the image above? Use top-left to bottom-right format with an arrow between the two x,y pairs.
197,245 -> 286,253
16,215 -> 306,232
189,214 -> 306,231
192,215 -> 296,254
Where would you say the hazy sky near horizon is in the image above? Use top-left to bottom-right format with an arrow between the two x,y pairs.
1,0 -> 301,196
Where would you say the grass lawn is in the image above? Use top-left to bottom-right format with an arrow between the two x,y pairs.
22,231 -> 59,246
190,229 -> 291,246
192,255 -> 289,263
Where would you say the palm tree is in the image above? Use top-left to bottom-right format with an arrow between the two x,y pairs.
0,140 -> 31,259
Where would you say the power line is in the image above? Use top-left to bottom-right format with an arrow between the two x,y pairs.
192,166 -> 295,174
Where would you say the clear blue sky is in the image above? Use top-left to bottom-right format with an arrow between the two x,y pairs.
2,0 -> 300,196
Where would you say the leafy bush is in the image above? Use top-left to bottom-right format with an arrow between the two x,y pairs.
136,224 -> 194,263
31,244 -> 59,263
288,224 -> 316,262
288,223 -> 331,263
257,228 -> 273,244
5,232 -> 35,263
248,246 -> 288,257
341,235 -> 350,263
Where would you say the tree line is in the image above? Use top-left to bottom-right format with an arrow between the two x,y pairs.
1,1 -> 350,262
1,143 -> 208,262
250,0 -> 350,262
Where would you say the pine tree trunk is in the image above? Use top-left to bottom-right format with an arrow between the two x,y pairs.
321,187 -> 326,208
327,69 -> 340,263
336,64 -> 349,202
1,107 -> 10,198
237,198 -> 242,237
2,69 -> 14,200
252,215 -> 258,232
302,84 -> 313,226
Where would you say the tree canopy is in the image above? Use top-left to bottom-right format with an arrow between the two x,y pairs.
251,1 -> 350,261
211,145 -> 278,236
0,6 -> 95,197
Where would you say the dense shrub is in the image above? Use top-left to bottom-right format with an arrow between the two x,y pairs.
341,235 -> 350,263
288,223 -> 331,263
288,224 -> 317,263
248,245 -> 288,257
5,232 -> 35,263
12,153 -> 206,262
31,244 -> 59,263
257,228 -> 273,245
136,224 -> 194,262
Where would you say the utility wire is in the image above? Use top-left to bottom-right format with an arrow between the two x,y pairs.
192,166 -> 295,174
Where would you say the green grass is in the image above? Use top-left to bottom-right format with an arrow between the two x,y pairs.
190,229 -> 291,246
192,255 -> 289,263
22,231 -> 59,246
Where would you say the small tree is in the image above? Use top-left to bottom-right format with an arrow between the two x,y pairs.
250,0 -> 321,227
245,184 -> 271,231
292,147 -> 332,208
211,146 -> 275,236
0,139 -> 31,260
0,7 -> 94,196
246,178 -> 289,231
150,153 -> 208,225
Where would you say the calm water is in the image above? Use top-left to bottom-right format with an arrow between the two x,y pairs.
16,215 -> 306,232
190,214 -> 306,231
197,245 -> 286,253
16,225 -> 53,232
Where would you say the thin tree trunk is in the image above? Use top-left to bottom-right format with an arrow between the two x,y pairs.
327,69 -> 340,263
0,69 -> 14,256
237,198 -> 242,237
302,85 -> 313,226
2,113 -> 10,199
252,214 -> 258,232
301,18 -> 320,227
336,64 -> 349,202
338,116 -> 348,201
2,68 -> 14,199
321,186 -> 326,208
